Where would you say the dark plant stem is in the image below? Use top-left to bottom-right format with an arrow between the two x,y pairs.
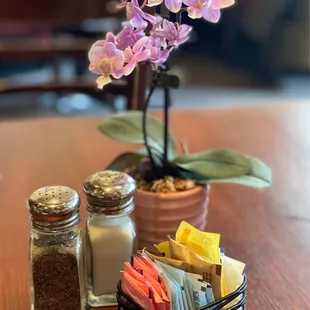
176,11 -> 182,24
142,86 -> 157,174
163,87 -> 170,167
143,3 -> 180,178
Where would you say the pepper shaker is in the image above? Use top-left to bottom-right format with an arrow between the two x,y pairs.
83,170 -> 137,307
28,186 -> 85,310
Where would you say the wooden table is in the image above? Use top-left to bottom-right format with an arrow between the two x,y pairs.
1,103 -> 310,310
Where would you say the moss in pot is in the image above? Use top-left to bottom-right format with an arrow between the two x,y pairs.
97,111 -> 272,249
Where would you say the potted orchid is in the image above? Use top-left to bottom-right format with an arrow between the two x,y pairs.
88,0 -> 272,249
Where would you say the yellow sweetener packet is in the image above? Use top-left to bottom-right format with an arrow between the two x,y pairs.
222,254 -> 245,295
169,238 -> 223,300
176,221 -> 221,264
155,241 -> 171,258
221,254 -> 245,309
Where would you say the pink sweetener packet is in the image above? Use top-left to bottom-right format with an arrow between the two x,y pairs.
124,262 -> 146,285
124,262 -> 169,310
121,271 -> 155,310
143,270 -> 170,310
137,254 -> 170,310
133,256 -> 161,282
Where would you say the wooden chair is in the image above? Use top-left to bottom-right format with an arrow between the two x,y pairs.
0,0 -> 149,110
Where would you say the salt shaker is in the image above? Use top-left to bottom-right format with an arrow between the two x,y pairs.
28,186 -> 85,310
83,170 -> 137,307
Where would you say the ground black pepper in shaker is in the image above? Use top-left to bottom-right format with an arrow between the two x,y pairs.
28,186 -> 85,310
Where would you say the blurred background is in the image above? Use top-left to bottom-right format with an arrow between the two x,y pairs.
0,0 -> 309,120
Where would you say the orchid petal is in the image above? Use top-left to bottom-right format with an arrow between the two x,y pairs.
123,60 -> 137,76
202,7 -> 221,22
211,0 -> 234,8
135,50 -> 151,62
136,21 -> 148,32
112,69 -> 124,79
160,48 -> 173,61
163,19 -> 177,36
96,75 -> 112,89
143,12 -> 157,24
154,15 -> 164,25
148,46 -> 160,62
112,49 -> 125,70
133,36 -> 148,54
134,30 -> 146,42
88,64 -> 101,75
204,0 -> 212,7
129,15 -> 146,28
183,0 -> 197,6
124,47 -> 134,62
179,24 -> 193,37
102,42 -> 117,59
187,6 -> 203,18
117,25 -> 134,39
106,32 -> 117,44
90,40 -> 106,48
126,3 -> 144,21
88,45 -> 105,67
116,25 -> 136,50
147,0 -> 163,6
164,0 -> 182,13
131,0 -> 140,7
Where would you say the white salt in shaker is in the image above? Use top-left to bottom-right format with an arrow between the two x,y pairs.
83,170 -> 137,307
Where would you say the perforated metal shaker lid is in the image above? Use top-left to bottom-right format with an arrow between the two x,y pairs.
83,170 -> 136,214
28,186 -> 80,230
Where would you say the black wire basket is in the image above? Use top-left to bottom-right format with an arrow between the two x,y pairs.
117,275 -> 247,310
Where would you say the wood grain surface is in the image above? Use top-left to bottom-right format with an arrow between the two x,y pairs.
1,103 -> 310,310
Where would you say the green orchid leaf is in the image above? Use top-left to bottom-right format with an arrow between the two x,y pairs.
106,152 -> 146,171
98,111 -> 177,160
176,166 -> 210,181
198,156 -> 272,188
173,150 -> 252,179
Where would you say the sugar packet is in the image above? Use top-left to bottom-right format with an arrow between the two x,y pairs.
221,254 -> 245,309
142,250 -> 192,272
184,272 -> 208,309
121,271 -> 155,310
129,257 -> 170,310
156,241 -> 172,258
155,260 -> 184,310
176,221 -> 221,264
124,262 -> 166,310
155,260 -> 193,310
169,238 -> 222,300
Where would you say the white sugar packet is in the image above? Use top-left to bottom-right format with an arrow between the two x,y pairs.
155,260 -> 193,310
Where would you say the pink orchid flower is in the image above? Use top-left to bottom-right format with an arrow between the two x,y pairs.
147,0 -> 183,13
123,37 -> 151,76
105,32 -> 117,45
149,47 -> 173,67
126,0 -> 156,27
183,0 -> 234,23
154,19 -> 192,47
146,37 -> 174,67
116,23 -> 147,50
148,35 -> 165,49
88,41 -> 125,88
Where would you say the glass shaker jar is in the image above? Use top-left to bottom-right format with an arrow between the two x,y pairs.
83,170 -> 137,307
28,186 -> 85,310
